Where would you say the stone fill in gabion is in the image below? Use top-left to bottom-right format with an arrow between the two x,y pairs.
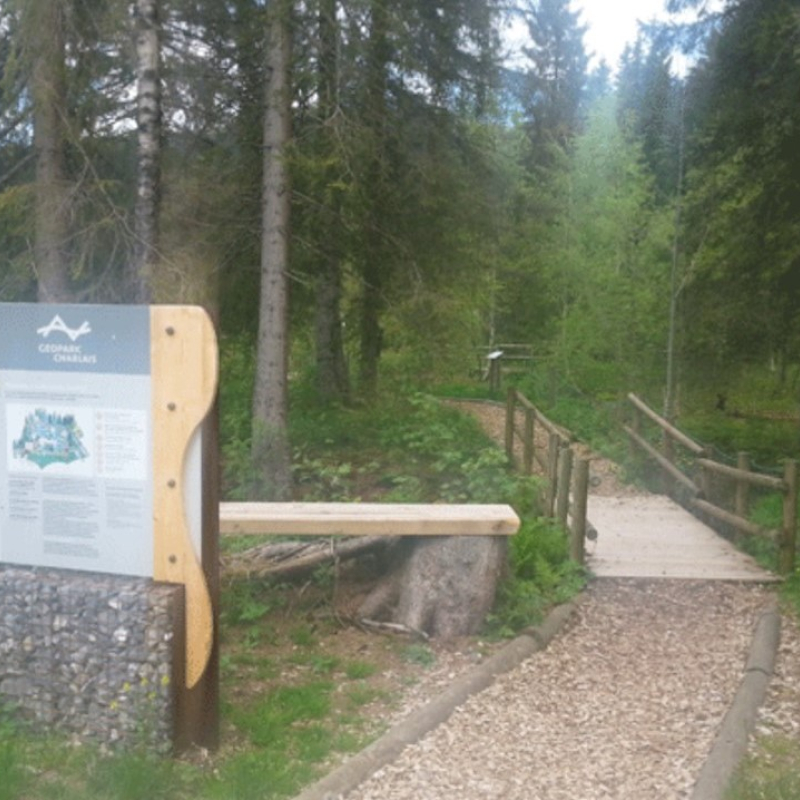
0,565 -> 180,750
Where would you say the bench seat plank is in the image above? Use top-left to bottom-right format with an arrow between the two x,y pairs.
220,502 -> 520,537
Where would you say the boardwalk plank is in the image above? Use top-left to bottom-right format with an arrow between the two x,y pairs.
587,494 -> 778,582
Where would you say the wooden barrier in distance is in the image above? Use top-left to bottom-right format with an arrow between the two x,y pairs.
476,344 -> 534,391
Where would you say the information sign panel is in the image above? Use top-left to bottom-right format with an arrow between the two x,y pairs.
0,303 -> 154,576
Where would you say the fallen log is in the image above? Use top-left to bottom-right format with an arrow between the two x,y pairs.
223,535 -> 400,581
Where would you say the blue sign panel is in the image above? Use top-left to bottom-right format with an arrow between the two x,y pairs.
0,303 -> 149,374
0,303 -> 153,577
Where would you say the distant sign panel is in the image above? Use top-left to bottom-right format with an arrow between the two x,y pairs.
0,303 -> 153,577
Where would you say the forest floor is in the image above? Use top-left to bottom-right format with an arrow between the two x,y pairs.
219,400 -> 800,799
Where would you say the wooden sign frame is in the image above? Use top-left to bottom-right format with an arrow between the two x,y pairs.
0,302 -> 220,749
150,306 -> 220,749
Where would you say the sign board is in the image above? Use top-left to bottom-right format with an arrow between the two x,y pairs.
0,303 -> 156,575
0,303 -> 218,690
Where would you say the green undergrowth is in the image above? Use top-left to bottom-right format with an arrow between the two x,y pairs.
486,517 -> 586,638
726,740 -> 800,800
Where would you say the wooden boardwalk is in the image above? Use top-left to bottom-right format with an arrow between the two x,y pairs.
586,494 -> 779,582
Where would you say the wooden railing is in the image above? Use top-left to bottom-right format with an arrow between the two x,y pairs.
504,388 -> 590,565
626,393 -> 798,574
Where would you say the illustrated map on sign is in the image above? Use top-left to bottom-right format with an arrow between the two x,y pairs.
12,409 -> 89,469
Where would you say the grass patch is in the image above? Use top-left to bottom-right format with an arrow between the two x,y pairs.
726,735 -> 800,799
400,643 -> 436,667
345,685 -> 384,709
344,660 -> 378,680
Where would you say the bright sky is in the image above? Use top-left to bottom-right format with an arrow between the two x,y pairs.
504,0 -> 685,73
573,0 -> 669,69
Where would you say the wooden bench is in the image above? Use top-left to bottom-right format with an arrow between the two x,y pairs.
220,502 -> 521,638
220,502 -> 521,538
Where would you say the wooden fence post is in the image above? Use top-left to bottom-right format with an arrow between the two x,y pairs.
524,407 -> 535,475
629,402 -> 641,464
570,459 -> 589,565
780,459 -> 798,575
505,387 -> 516,463
556,446 -> 573,529
545,433 -> 560,517
489,355 -> 501,393
661,429 -> 675,496
734,452 -> 750,544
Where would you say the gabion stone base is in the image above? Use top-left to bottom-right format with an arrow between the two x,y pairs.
0,566 -> 182,751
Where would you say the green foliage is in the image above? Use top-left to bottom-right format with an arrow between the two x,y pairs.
344,661 -> 378,680
487,518 -> 585,637
344,685 -> 383,709
780,574 -> 800,619
681,412 -> 800,467
87,752 -> 180,800
219,335 -> 258,501
375,393 -> 528,504
207,751 -> 316,800
285,389 -> 534,505
220,581 -> 285,627
231,682 -> 334,747
400,643 -> 436,667
725,735 -> 800,800
0,702 -> 26,800
0,740 -> 26,800
681,0 -> 800,378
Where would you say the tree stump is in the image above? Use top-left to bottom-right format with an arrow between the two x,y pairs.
358,536 -> 508,639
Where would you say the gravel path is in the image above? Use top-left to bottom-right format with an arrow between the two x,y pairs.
334,401 -> 797,799
348,580 -> 775,800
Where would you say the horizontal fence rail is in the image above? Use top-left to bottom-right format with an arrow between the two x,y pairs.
625,393 -> 797,574
505,388 -> 591,566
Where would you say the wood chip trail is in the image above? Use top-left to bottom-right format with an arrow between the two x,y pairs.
347,580 -> 774,800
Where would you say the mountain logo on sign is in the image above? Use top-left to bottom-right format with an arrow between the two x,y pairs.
37,315 -> 92,342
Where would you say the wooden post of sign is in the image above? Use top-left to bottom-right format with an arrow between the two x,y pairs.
489,355 -> 501,393
151,306 -> 219,751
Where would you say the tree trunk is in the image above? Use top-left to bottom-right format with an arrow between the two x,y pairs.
358,268 -> 383,394
131,0 -> 161,304
358,536 -> 508,639
315,264 -> 350,402
31,0 -> 71,302
252,0 -> 293,500
357,0 -> 390,396
314,0 -> 350,404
